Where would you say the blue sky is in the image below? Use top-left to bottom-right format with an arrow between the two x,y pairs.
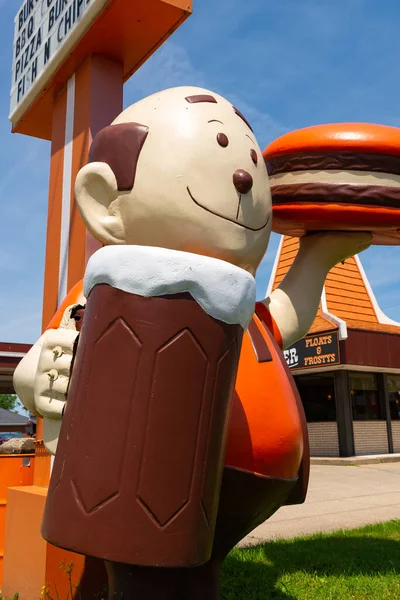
0,0 -> 399,343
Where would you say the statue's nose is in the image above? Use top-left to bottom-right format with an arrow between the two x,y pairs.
233,169 -> 253,194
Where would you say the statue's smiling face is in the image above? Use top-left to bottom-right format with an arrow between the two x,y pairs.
181,93 -> 271,233
76,87 -> 273,275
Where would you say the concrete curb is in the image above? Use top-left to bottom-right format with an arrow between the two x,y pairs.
311,453 -> 400,466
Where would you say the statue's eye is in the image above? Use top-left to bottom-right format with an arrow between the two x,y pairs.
217,133 -> 229,147
250,149 -> 258,165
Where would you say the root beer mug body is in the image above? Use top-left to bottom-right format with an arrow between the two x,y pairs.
42,246 -> 255,567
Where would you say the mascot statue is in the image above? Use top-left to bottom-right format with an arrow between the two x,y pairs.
14,87 -> 373,598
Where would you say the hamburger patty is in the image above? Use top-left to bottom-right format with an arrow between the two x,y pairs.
266,152 -> 400,177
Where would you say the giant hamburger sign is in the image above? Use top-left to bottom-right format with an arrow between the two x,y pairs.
264,123 -> 400,246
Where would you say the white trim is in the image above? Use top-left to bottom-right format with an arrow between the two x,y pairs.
265,235 -> 283,298
355,254 -> 400,327
58,75 -> 75,306
85,246 -> 256,330
0,351 -> 27,358
292,364 -> 400,376
320,286 -> 348,340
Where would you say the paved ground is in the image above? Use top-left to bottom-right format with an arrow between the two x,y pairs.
240,463 -> 400,546
311,453 -> 400,466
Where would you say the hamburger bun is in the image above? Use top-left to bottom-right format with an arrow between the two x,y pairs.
263,123 -> 400,245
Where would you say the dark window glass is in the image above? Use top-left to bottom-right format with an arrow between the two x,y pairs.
350,373 -> 381,420
387,377 -> 400,421
295,375 -> 336,422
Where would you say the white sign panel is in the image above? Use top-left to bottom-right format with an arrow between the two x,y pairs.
10,0 -> 108,124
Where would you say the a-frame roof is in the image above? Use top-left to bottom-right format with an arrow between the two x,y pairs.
0,408 -> 28,426
0,342 -> 31,394
266,236 -> 400,340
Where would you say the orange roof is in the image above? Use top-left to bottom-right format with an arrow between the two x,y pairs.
345,320 -> 400,335
268,235 -> 400,337
325,258 -> 377,323
308,315 -> 338,335
270,236 -> 300,291
263,122 -> 400,159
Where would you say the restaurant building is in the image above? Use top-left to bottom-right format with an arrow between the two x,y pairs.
268,236 -> 400,457
0,342 -> 31,395
0,409 -> 29,435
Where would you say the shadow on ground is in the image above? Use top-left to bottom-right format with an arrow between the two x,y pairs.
221,531 -> 400,600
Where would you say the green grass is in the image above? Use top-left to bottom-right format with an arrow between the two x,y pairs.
1,522 -> 399,599
221,520 -> 400,599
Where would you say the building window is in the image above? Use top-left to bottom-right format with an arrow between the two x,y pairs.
295,375 -> 336,422
350,373 -> 382,420
387,377 -> 400,421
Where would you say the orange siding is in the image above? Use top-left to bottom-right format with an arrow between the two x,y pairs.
309,315 -> 336,334
325,280 -> 374,294
325,256 -> 378,323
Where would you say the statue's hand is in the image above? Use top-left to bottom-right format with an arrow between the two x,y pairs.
33,302 -> 83,421
299,231 -> 373,271
34,326 -> 79,420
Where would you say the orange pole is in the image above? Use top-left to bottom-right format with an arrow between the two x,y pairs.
42,55 -> 123,331
2,55 -> 123,598
35,54 -> 123,486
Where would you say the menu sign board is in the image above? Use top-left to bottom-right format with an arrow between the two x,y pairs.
284,332 -> 340,370
10,0 -> 107,122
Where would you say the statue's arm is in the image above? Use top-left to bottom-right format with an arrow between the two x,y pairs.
262,232 -> 372,350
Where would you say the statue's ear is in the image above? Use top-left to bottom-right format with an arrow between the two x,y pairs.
75,162 -> 125,245
76,121 -> 149,245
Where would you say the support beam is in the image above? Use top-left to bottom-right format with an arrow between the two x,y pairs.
379,373 -> 394,454
335,370 -> 355,457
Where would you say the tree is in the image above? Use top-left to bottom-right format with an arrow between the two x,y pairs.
0,394 -> 19,412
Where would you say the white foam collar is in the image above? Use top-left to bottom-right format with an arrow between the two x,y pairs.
84,246 -> 256,330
